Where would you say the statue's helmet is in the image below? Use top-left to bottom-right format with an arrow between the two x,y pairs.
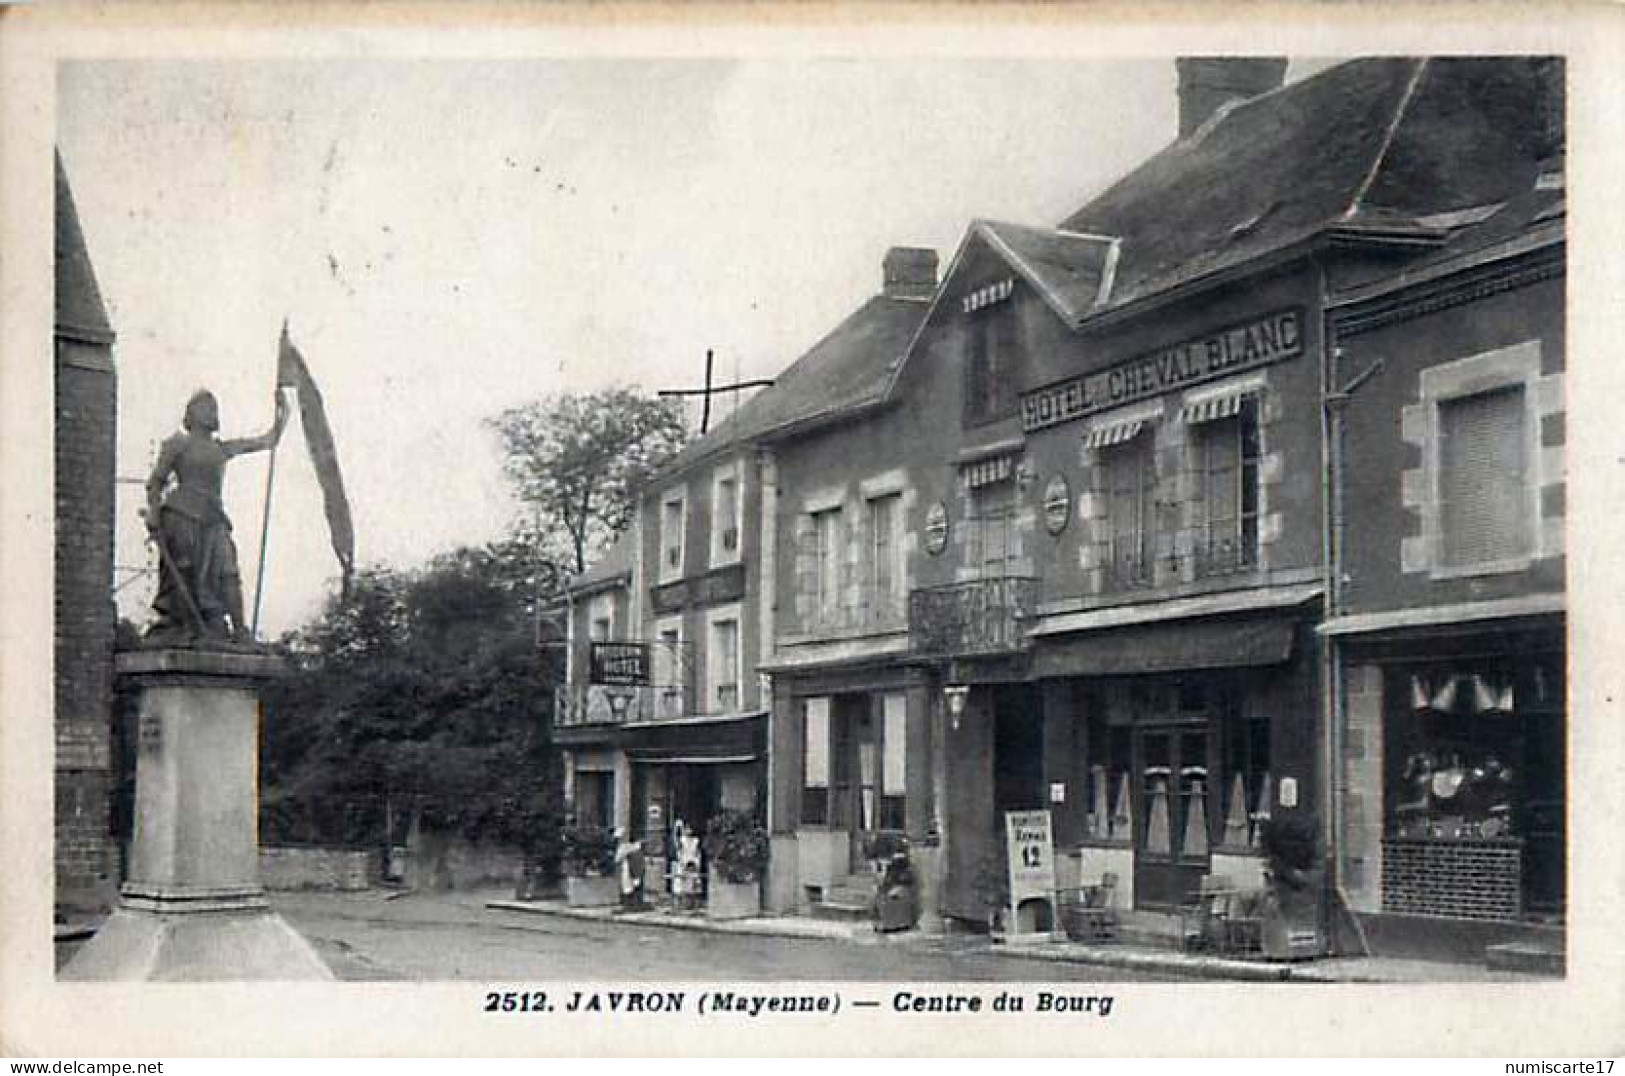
183,390 -> 220,433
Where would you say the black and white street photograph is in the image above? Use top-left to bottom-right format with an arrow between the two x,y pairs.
7,3 -> 1623,1060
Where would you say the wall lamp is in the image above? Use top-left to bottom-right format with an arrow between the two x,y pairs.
943,685 -> 970,731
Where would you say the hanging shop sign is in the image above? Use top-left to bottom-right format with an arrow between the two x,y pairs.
1020,308 -> 1304,433
1042,474 -> 1071,535
923,502 -> 950,556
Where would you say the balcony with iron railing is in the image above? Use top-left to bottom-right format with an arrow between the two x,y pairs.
553,639 -> 696,730
907,575 -> 1038,658
1093,523 -> 1260,595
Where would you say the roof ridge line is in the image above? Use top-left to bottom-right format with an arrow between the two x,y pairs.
1344,57 -> 1430,220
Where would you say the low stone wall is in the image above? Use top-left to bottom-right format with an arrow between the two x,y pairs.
260,845 -> 375,891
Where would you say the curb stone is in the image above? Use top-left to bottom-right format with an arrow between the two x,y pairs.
486,899 -> 886,945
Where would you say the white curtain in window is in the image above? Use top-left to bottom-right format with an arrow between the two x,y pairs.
882,693 -> 907,795
804,697 -> 830,789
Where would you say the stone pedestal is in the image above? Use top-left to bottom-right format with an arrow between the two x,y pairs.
61,648 -> 333,980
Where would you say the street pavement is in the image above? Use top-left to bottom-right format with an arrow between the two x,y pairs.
271,888 -> 1180,982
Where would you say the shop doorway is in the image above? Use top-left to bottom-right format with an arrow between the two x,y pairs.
830,695 -> 880,872
1133,724 -> 1213,908
993,684 -> 1045,815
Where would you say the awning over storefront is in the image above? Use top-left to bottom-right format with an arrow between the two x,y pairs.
619,710 -> 765,761
624,751 -> 759,766
1031,613 -> 1298,678
1180,386 -> 1255,425
1082,417 -> 1143,449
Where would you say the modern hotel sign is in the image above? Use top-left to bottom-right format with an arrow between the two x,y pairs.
1020,308 -> 1304,433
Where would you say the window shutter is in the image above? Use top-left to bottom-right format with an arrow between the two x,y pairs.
1439,387 -> 1529,567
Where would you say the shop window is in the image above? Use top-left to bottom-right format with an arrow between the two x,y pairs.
574,771 -> 615,829
1084,703 -> 1132,843
880,693 -> 907,831
865,493 -> 905,626
1192,398 -> 1261,576
801,698 -> 831,825
1385,664 -> 1543,841
1219,707 -> 1271,850
1438,386 -> 1532,569
1101,433 -> 1156,590
963,303 -> 1021,427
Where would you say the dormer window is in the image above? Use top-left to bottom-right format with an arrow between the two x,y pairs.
963,297 -> 1021,428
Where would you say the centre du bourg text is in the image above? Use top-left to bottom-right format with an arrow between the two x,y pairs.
484,990 -> 1116,1018
1020,308 -> 1303,433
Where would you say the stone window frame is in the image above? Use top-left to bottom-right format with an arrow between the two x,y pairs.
658,487 -> 687,585
1178,373 -> 1271,582
859,473 -> 909,630
704,602 -> 744,715
708,459 -> 744,571
652,614 -> 686,719
1403,341 -> 1554,581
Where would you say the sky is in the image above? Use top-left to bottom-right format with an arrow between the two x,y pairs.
58,57 -> 1330,637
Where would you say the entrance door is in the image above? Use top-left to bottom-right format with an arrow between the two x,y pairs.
832,697 -> 881,872
1134,725 -> 1213,908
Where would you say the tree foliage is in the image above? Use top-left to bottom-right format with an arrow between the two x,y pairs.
262,542 -> 565,853
487,387 -> 688,575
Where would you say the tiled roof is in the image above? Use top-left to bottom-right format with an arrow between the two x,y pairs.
658,292 -> 931,474
55,151 -> 114,344
1059,57 -> 1558,318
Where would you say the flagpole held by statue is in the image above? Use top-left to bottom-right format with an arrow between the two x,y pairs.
63,321 -> 352,981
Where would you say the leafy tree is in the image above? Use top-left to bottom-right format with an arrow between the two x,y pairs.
261,543 -> 565,861
488,387 -> 687,575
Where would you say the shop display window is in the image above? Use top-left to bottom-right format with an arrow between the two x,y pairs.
1084,701 -> 1133,844
1384,660 -> 1561,842
1219,705 -> 1270,850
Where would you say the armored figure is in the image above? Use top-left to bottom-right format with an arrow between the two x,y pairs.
145,389 -> 287,644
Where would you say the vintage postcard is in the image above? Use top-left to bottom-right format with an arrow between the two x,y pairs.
2,1 -> 1622,1058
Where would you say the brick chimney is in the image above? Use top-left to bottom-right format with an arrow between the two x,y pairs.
1176,57 -> 1289,138
883,246 -> 938,300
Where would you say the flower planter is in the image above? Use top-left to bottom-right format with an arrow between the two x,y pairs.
565,872 -> 620,908
706,872 -> 761,920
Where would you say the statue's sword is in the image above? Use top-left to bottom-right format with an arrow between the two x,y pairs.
140,507 -> 208,639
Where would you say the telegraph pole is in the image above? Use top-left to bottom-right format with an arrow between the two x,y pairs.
657,348 -> 773,435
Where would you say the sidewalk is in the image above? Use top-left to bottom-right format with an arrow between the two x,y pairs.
485,895 -> 1558,983
486,896 -> 883,944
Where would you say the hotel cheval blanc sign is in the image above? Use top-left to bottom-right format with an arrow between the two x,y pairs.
1020,309 -> 1304,433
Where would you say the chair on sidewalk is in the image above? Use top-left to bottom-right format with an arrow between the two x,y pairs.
1220,887 -> 1267,956
1059,872 -> 1119,943
1179,873 -> 1234,953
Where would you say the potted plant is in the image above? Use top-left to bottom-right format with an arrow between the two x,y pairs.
1258,813 -> 1327,960
561,822 -> 619,907
701,809 -> 769,920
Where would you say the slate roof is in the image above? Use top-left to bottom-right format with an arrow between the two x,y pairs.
55,151 -> 115,344
1058,57 -> 1559,319
568,528 -> 635,594
657,291 -> 931,475
975,220 -> 1117,324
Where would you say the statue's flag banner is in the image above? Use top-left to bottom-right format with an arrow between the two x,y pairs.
278,323 -> 355,596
